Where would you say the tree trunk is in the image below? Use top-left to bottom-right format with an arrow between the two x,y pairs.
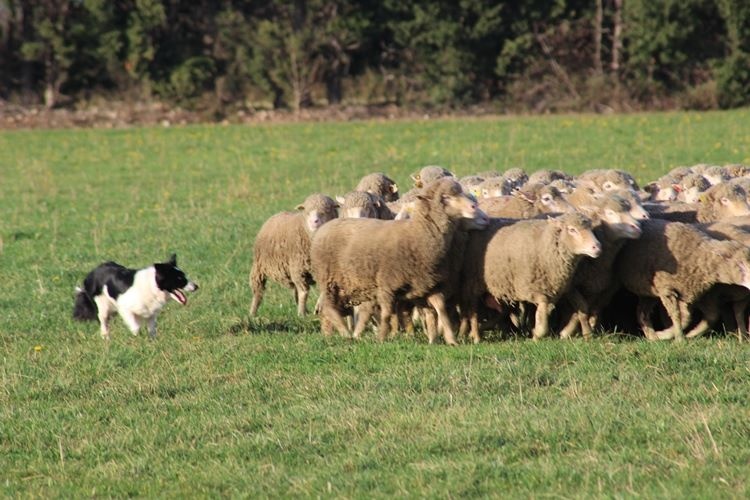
611,0 -> 623,79
594,0 -> 603,75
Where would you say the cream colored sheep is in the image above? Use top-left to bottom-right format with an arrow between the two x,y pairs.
311,179 -> 488,344
249,194 -> 339,316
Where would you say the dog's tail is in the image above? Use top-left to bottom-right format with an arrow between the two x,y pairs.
73,286 -> 97,321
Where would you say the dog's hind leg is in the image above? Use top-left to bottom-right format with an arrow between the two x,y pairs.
95,296 -> 112,340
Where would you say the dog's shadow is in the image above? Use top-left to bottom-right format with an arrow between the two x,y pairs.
228,316 -> 318,335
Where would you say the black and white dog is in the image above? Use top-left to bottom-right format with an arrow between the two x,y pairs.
73,254 -> 198,340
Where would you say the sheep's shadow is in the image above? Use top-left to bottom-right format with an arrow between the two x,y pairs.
228,316 -> 318,335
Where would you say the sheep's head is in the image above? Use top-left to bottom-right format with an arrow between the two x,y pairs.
702,183 -> 750,218
420,178 -> 489,229
700,165 -> 730,186
614,189 -> 650,220
596,195 -> 642,239
297,194 -> 339,233
411,165 -> 454,188
644,179 -> 679,202
602,169 -> 639,192
555,212 -> 602,258
517,183 -> 575,213
336,191 -> 380,219
677,174 -> 710,204
480,178 -> 506,198
501,168 -> 528,193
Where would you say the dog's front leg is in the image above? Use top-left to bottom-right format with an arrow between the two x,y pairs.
120,312 -> 141,336
147,315 -> 158,339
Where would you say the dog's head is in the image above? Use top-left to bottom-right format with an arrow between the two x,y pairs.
154,254 -> 198,305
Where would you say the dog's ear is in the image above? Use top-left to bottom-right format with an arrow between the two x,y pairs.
168,253 -> 177,266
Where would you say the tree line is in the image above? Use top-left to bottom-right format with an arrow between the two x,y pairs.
1,0 -> 749,112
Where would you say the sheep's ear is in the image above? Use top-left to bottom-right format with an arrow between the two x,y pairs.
335,195 -> 346,204
672,184 -> 682,193
295,204 -> 305,210
644,182 -> 657,194
410,173 -> 420,182
168,253 -> 177,266
390,183 -> 399,193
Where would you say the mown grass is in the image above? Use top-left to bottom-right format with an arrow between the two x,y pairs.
2,110 -> 750,497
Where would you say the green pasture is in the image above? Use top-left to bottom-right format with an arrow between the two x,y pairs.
2,111 -> 750,497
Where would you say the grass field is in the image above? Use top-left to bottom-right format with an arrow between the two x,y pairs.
3,110 -> 750,497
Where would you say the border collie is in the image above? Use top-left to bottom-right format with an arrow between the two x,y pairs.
73,254 -> 198,340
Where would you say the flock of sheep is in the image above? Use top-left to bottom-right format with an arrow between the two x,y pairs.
249,163 -> 750,343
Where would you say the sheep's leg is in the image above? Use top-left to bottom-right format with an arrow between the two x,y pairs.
249,267 -> 266,316
636,298 -> 658,340
657,295 -> 685,341
560,290 -> 587,339
293,281 -> 309,316
423,307 -> 439,344
427,293 -> 458,345
732,298 -> 749,340
532,300 -> 550,340
559,312 -> 580,339
686,299 -> 719,339
320,293 -> 350,337
376,292 -> 394,341
352,302 -> 374,339
579,312 -> 594,339
399,304 -> 415,334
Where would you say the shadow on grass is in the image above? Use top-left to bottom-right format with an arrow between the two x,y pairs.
228,316 -> 319,335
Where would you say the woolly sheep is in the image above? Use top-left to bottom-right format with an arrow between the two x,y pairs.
558,195 -> 643,339
249,194 -> 339,317
461,212 -> 601,341
578,168 -> 639,192
692,164 -> 729,185
675,173 -> 710,204
615,219 -> 750,340
355,172 -> 399,202
478,177 -> 508,198
479,183 -> 574,218
500,168 -> 528,193
696,183 -> 750,222
724,164 -> 750,178
337,191 -> 395,220
411,165 -> 454,188
645,182 -> 750,223
311,178 -> 488,344
526,169 -> 571,186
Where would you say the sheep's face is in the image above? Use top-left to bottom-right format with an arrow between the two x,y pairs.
650,184 -> 678,202
299,195 -> 339,233
716,189 -> 750,217
678,186 -> 704,204
558,215 -> 601,258
537,188 -> 575,213
337,193 -> 380,220
342,205 -> 378,219
443,193 -> 489,229
602,208 -> 642,239
481,182 -> 505,198
381,182 -> 399,202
